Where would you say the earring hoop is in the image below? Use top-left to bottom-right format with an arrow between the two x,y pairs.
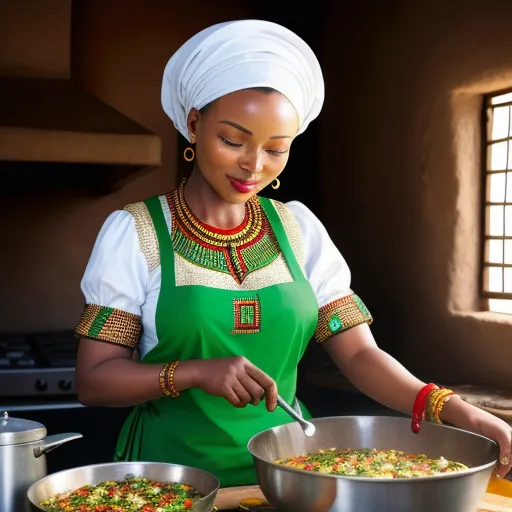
271,178 -> 280,190
183,147 -> 195,162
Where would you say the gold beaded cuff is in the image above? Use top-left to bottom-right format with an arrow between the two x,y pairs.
75,304 -> 142,348
314,294 -> 373,343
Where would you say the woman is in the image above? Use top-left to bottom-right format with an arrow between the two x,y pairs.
75,19 -> 511,488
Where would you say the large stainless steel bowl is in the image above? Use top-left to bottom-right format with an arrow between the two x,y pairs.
248,415 -> 499,512
27,461 -> 219,512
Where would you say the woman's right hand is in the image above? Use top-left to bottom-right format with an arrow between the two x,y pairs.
192,356 -> 278,412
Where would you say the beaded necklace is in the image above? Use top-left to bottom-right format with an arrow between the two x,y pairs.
166,180 -> 281,284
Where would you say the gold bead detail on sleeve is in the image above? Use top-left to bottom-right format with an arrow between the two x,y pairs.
124,201 -> 160,273
314,294 -> 373,343
75,304 -> 142,348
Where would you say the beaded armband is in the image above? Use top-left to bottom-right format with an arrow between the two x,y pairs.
75,304 -> 141,348
314,294 -> 373,343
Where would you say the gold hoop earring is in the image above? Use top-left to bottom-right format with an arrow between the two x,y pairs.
183,147 -> 195,162
271,178 -> 280,190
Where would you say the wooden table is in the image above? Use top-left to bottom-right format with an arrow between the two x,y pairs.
214,485 -> 512,511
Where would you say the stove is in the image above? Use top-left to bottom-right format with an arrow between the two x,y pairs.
0,331 -> 132,475
0,331 -> 78,398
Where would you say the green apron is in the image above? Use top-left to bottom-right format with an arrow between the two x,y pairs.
115,195 -> 319,487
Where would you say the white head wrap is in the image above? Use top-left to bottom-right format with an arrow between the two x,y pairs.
161,19 -> 324,142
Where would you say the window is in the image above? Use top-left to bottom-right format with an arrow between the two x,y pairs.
483,89 -> 512,314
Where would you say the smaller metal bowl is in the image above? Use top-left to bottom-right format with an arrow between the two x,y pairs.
27,461 -> 220,512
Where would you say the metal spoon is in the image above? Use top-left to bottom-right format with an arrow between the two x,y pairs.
277,395 -> 316,437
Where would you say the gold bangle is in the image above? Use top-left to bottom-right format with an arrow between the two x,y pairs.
166,360 -> 180,398
159,363 -> 173,397
433,390 -> 451,422
426,388 -> 441,422
426,388 -> 455,424
425,388 -> 439,422
434,390 -> 456,424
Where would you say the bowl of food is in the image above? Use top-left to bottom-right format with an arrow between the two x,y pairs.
27,461 -> 220,512
247,415 -> 498,512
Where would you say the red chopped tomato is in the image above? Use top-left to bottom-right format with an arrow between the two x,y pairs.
141,506 -> 155,512
184,499 -> 193,508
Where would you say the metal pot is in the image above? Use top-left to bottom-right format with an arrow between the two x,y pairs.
27,461 -> 220,512
0,411 -> 82,512
247,415 -> 499,512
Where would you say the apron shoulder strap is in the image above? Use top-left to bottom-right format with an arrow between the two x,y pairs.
145,195 -> 176,279
259,197 -> 304,282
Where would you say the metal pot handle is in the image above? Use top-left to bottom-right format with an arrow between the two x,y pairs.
33,432 -> 83,458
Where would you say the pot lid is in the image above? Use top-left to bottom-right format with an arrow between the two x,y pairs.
0,411 -> 47,446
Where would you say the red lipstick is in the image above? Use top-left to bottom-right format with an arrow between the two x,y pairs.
228,176 -> 260,194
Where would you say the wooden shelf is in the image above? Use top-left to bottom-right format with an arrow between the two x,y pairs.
0,160 -> 157,196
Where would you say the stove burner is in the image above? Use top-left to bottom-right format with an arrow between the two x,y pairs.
0,331 -> 78,399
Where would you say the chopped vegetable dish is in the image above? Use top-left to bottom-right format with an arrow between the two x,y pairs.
274,448 -> 469,478
39,475 -> 202,511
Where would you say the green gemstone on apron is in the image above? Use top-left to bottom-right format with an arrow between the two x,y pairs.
114,195 -> 319,488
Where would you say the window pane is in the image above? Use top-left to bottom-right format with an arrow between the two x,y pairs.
490,141 -> 508,170
491,106 -> 510,140
509,142 -> 512,169
506,206 -> 512,236
488,299 -> 512,314
486,266 -> 503,292
491,92 -> 512,105
488,172 -> 506,202
505,268 -> 512,293
487,266 -> 504,292
505,240 -> 512,264
487,205 -> 504,235
487,239 -> 503,263
506,172 -> 512,202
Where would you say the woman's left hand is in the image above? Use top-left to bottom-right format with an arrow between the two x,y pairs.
471,408 -> 512,479
443,397 -> 512,479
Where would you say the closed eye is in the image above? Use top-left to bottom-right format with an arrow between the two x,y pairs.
220,136 -> 243,148
220,136 -> 288,156
267,149 -> 288,156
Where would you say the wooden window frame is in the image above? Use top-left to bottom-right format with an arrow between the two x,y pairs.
481,87 -> 512,301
